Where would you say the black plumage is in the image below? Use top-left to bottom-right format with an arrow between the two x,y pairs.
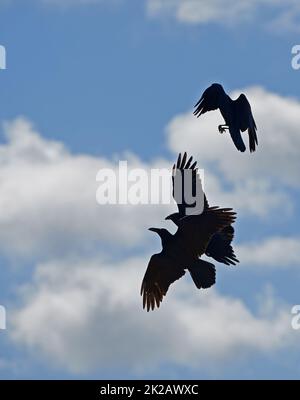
194,83 -> 258,152
141,153 -> 238,311
166,153 -> 239,266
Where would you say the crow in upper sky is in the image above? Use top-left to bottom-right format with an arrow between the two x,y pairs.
140,153 -> 238,311
194,83 -> 258,153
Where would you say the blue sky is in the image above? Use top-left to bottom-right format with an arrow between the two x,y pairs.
1,0 -> 298,158
0,0 -> 300,379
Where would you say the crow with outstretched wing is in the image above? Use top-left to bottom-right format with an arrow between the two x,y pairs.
166,153 -> 239,266
194,83 -> 258,152
141,207 -> 236,311
141,153 -> 238,311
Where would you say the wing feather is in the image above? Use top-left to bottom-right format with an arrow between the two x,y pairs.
205,226 -> 239,265
141,254 -> 185,311
172,152 -> 205,217
174,207 -> 237,258
194,83 -> 226,117
235,94 -> 258,152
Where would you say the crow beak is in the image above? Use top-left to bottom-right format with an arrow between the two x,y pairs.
165,215 -> 171,220
148,227 -> 158,232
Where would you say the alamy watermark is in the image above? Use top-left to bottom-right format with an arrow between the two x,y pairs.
291,305 -> 300,330
0,305 -> 6,330
0,45 -> 6,70
96,161 -> 205,214
291,45 -> 300,70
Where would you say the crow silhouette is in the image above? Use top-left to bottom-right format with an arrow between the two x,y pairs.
166,152 -> 239,266
140,153 -> 237,311
194,83 -> 258,153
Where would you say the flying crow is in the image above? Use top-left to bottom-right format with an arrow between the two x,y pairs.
194,83 -> 258,152
140,153 -> 237,311
166,152 -> 239,266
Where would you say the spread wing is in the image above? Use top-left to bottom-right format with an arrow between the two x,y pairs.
172,152 -> 205,217
174,207 -> 237,258
235,94 -> 258,152
193,83 -> 227,117
205,225 -> 239,265
140,253 -> 185,311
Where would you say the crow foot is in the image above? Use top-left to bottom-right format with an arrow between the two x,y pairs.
218,125 -> 228,134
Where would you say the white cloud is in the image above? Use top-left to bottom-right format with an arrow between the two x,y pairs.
2,85 -> 300,376
200,169 -> 289,218
11,255 -> 294,375
2,0 -> 300,33
146,0 -> 300,31
0,117 -> 173,261
167,86 -> 300,216
1,84 -> 298,265
147,0 -> 256,24
237,236 -> 300,268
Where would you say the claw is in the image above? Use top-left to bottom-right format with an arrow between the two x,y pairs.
218,125 -> 227,134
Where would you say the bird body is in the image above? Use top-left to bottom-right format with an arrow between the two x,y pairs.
166,153 -> 238,266
141,153 -> 238,311
167,213 -> 237,266
142,206 -> 236,311
194,83 -> 258,152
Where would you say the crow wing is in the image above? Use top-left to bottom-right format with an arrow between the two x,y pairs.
234,94 -> 258,152
140,253 -> 185,311
174,207 -> 237,258
203,197 -> 238,265
228,125 -> 246,152
193,83 -> 227,117
172,152 -> 205,217
205,225 -> 239,265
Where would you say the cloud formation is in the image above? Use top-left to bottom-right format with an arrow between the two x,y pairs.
147,0 -> 300,31
0,87 -> 300,257
0,117 -> 173,261
1,87 -> 297,265
3,84 -> 300,376
237,236 -> 300,268
11,255 -> 294,375
167,86 -> 300,216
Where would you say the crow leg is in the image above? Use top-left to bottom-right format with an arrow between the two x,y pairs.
218,124 -> 229,134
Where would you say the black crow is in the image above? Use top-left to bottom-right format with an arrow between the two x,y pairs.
166,153 -> 239,266
194,83 -> 258,152
140,153 -> 237,311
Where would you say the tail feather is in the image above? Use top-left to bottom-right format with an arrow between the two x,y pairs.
248,126 -> 258,153
188,259 -> 216,289
229,126 -> 246,152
